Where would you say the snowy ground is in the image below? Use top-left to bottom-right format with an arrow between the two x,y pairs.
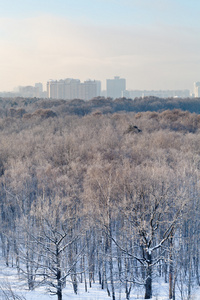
1,259 -> 200,300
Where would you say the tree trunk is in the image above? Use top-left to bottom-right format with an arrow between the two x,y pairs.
145,251 -> 152,299
195,250 -> 200,286
82,255 -> 87,292
6,238 -> 10,267
57,269 -> 62,300
109,223 -> 115,300
169,234 -> 173,299
56,245 -> 62,300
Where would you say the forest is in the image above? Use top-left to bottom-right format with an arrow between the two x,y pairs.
0,96 -> 200,300
1,95 -> 200,117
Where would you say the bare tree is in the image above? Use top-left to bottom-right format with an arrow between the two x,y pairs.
22,195 -> 83,300
114,162 -> 187,299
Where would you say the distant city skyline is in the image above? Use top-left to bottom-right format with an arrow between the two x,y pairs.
2,76 -> 199,96
5,77 -> 199,95
0,77 -> 193,100
0,1 -> 200,93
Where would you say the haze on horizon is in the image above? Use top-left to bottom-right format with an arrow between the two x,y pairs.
0,0 -> 200,93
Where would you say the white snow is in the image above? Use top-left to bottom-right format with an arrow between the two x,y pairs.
1,258 -> 200,300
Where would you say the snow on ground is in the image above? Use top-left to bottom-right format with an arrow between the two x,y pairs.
1,259 -> 200,300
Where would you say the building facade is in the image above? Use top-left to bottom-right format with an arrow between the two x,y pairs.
106,76 -> 126,99
123,89 -> 190,99
47,78 -> 101,100
18,83 -> 45,98
194,82 -> 200,97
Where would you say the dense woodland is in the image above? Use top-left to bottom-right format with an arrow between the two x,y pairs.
1,96 -> 200,299
1,95 -> 200,117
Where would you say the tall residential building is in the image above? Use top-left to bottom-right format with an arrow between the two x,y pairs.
194,82 -> 200,97
35,83 -> 43,97
79,80 -> 101,101
106,76 -> 126,99
47,80 -> 58,99
47,78 -> 101,100
15,83 -> 46,98
18,84 -> 42,98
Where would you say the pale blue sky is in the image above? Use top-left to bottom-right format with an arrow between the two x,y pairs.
0,0 -> 200,91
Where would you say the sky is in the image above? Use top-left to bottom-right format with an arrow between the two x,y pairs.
0,0 -> 200,92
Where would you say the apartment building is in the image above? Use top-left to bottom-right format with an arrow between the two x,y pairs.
47,78 -> 101,101
106,76 -> 126,99
194,82 -> 200,97
123,89 -> 190,99
18,83 -> 45,98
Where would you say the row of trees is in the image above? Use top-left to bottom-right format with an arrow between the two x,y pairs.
0,109 -> 200,299
2,95 -> 200,117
